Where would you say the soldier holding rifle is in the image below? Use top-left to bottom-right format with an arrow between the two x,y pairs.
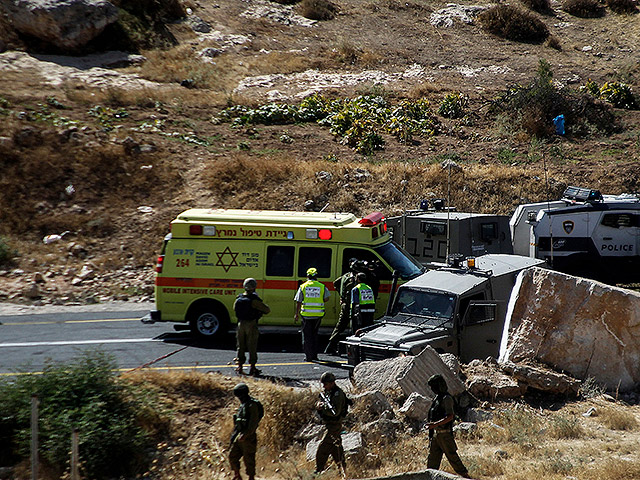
315,371 -> 348,476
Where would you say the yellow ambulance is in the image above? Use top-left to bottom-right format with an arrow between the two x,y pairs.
149,209 -> 424,340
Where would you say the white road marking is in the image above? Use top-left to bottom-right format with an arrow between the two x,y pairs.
0,338 -> 160,348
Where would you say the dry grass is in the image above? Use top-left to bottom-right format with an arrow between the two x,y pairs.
202,153 -> 563,216
598,406 -> 640,430
113,373 -> 640,480
562,0 -> 606,17
606,0 -> 639,14
479,5 -> 550,43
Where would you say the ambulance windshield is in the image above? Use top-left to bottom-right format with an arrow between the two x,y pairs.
374,242 -> 424,279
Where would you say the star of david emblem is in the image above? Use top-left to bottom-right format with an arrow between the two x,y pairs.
215,246 -> 239,272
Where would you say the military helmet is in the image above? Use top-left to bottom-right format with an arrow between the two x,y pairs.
427,374 -> 448,394
321,371 -> 336,383
243,278 -> 257,290
233,382 -> 250,397
356,272 -> 366,282
306,267 -> 318,277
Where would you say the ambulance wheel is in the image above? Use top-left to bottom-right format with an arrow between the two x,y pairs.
189,306 -> 229,340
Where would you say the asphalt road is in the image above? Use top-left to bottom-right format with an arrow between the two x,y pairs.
0,302 -> 350,385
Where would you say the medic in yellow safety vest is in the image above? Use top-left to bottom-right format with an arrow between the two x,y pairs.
294,267 -> 331,362
350,272 -> 375,332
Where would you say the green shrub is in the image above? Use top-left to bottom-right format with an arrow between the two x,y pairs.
438,92 -> 469,119
0,351 -> 165,479
219,95 -> 440,153
298,0 -> 338,20
0,236 -> 14,265
606,0 -> 638,14
562,0 -> 606,17
491,59 -> 618,137
479,5 -> 550,43
599,82 -> 638,109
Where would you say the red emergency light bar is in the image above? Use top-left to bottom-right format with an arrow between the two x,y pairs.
359,212 -> 385,226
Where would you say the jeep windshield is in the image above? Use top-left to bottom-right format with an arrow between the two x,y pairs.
390,288 -> 455,328
374,242 -> 424,279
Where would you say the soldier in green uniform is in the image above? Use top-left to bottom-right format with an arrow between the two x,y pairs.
229,383 -> 263,480
425,374 -> 470,478
315,371 -> 347,476
325,259 -> 358,355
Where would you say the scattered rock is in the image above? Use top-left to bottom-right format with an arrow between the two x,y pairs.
294,423 -> 324,442
465,360 -> 527,399
361,418 -> 402,443
200,47 -> 222,58
430,4 -> 487,28
316,171 -> 333,182
13,126 -> 42,147
352,390 -> 394,418
23,282 -> 40,299
187,15 -> 212,33
453,422 -> 477,436
1,0 -> 119,50
500,361 -> 581,396
399,392 -> 431,422
33,272 -> 45,284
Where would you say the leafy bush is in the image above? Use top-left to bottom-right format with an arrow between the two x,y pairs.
298,0 -> 338,20
438,92 -> 469,119
219,94 -> 441,154
599,82 -> 638,109
0,351 -> 165,479
491,59 -> 618,137
479,5 -> 550,43
580,80 -> 638,109
606,0 -> 638,14
562,0 -> 606,17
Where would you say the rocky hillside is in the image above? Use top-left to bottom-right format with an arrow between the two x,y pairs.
0,0 -> 639,304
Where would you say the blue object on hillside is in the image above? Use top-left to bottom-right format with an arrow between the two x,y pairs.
553,114 -> 565,135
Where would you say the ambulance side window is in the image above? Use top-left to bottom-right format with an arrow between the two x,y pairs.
266,246 -> 294,276
298,247 -> 332,278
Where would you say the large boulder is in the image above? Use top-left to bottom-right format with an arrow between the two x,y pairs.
0,0 -> 119,50
352,347 -> 466,401
500,267 -> 640,392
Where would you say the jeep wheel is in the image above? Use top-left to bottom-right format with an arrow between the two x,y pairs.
189,308 -> 228,341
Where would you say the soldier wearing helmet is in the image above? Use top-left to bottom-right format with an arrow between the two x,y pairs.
315,371 -> 348,475
425,374 -> 470,478
294,267 -> 330,361
229,383 -> 263,480
233,278 -> 270,376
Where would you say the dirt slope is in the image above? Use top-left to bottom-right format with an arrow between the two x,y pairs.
0,0 -> 639,303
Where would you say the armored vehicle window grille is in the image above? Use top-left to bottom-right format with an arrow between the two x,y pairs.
266,246 -> 294,277
298,247 -> 332,278
464,303 -> 497,325
391,288 -> 455,328
601,213 -> 639,229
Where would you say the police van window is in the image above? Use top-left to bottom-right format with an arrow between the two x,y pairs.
343,248 -> 392,280
266,246 -> 294,277
601,213 -> 639,228
298,247 -> 332,278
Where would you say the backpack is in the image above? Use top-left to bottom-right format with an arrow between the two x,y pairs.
250,397 -> 264,421
234,294 -> 260,321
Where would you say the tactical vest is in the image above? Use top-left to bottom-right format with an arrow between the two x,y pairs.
355,283 -> 375,313
234,293 -> 261,321
301,280 -> 326,317
428,393 -> 454,430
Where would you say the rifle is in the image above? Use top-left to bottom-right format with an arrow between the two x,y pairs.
319,391 -> 337,416
230,413 -> 247,445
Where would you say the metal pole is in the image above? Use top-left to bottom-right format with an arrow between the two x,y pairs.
71,428 -> 79,480
31,395 -> 39,480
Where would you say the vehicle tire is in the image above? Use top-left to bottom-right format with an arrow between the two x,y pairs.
189,307 -> 229,341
